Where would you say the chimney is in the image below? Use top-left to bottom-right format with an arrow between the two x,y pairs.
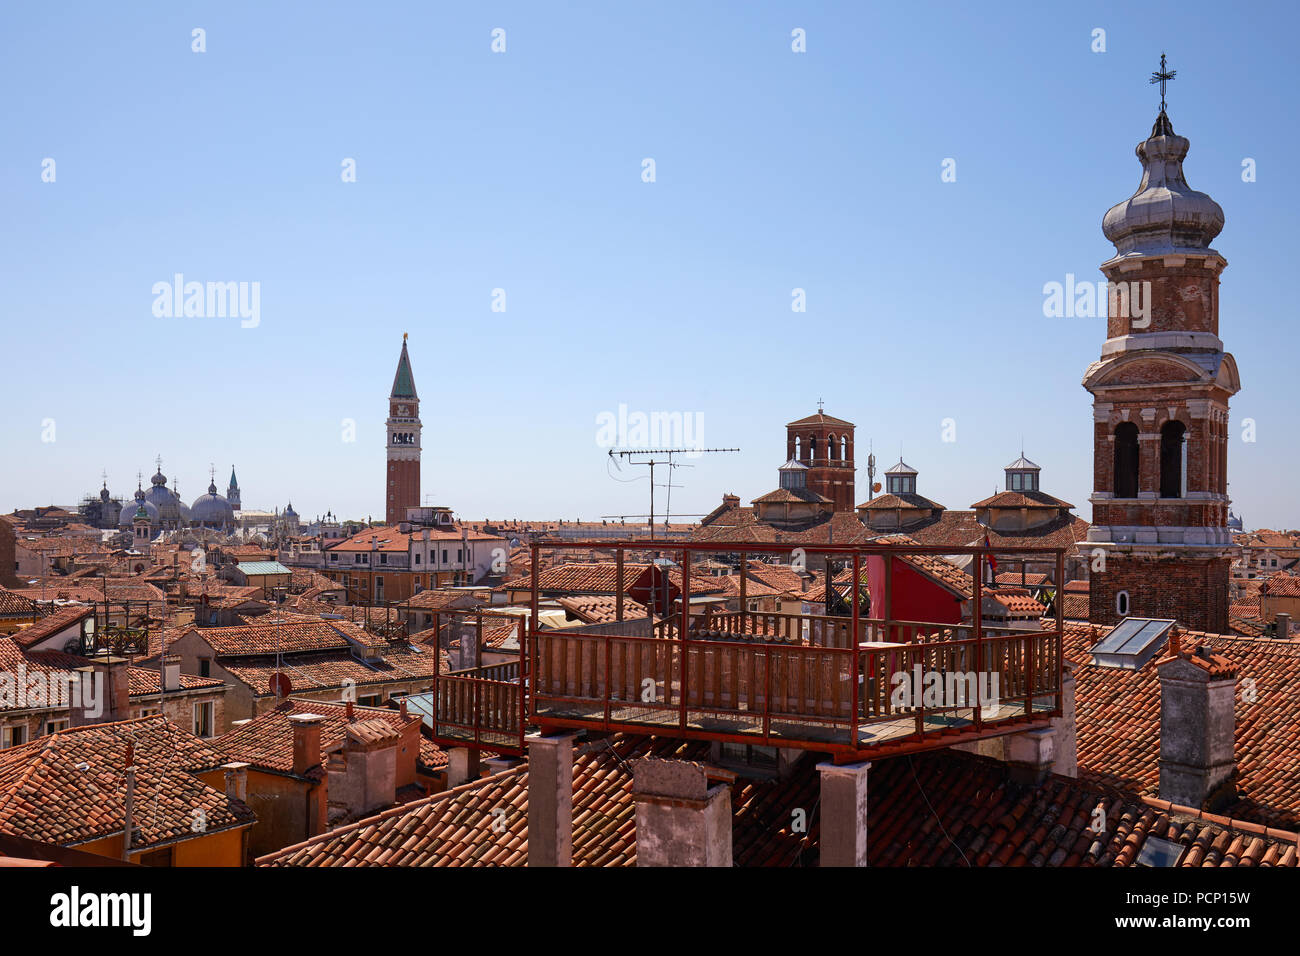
70,656 -> 131,726
1276,612 -> 1290,640
722,493 -> 740,509
289,713 -> 326,776
526,732 -> 579,867
345,699 -> 354,720
163,655 -> 181,692
631,757 -> 733,867
1157,644 -> 1237,810
222,761 -> 250,802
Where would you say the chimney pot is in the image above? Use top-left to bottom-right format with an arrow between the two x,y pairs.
345,700 -> 354,719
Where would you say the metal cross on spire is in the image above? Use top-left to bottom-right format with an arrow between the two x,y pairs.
1150,52 -> 1176,113
817,397 -> 825,413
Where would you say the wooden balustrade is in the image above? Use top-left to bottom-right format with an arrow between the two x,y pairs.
434,674 -> 522,747
534,624 -> 1062,750
655,610 -> 856,648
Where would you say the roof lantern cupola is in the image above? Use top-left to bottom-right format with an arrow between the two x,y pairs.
1004,453 -> 1041,493
778,458 -> 809,491
884,459 -> 917,496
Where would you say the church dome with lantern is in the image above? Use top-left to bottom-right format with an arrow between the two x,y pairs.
191,480 -> 236,530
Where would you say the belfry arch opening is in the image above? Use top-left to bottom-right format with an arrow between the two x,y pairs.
1113,422 -> 1139,498
1160,420 -> 1187,498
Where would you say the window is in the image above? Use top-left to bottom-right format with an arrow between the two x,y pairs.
442,550 -> 448,563
193,701 -> 214,738
1116,590 -> 1130,617
1160,420 -> 1186,498
1113,422 -> 1139,497
44,719 -> 69,735
828,434 -> 839,460
2,725 -> 27,748
414,553 -> 421,565
457,549 -> 463,562
380,553 -> 388,565
329,552 -> 338,562
1011,473 -> 1023,491
199,659 -> 211,678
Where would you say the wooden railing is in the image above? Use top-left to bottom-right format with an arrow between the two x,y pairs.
654,610 -> 857,647
429,612 -> 528,754
433,673 -> 523,750
533,625 -> 1060,752
445,660 -> 521,683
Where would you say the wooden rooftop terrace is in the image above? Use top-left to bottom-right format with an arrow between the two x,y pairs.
427,540 -> 1067,762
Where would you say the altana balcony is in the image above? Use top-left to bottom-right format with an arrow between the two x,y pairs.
425,540 -> 1066,763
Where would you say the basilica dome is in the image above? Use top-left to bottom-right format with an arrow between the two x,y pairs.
119,488 -> 159,527
191,481 -> 235,529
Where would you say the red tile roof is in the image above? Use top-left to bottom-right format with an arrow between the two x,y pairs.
1260,573 -> 1300,598
187,619 -> 370,657
555,596 -> 649,625
256,736 -> 1298,868
219,699 -> 424,777
503,563 -> 652,594
0,716 -> 252,849
9,605 -> 92,649
1067,620 -> 1300,829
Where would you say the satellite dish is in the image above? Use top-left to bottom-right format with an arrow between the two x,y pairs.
872,482 -> 882,493
269,672 -> 292,698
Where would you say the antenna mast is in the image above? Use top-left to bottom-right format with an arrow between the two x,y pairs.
608,447 -> 739,540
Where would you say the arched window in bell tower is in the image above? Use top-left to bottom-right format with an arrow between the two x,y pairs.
1114,422 -> 1139,498
841,435 -> 848,461
808,435 -> 817,461
1160,420 -> 1186,498
828,434 -> 839,460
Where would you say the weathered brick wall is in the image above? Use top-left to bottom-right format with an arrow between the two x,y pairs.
386,458 -> 420,526
1089,554 -> 1230,633
1101,258 -> 1220,338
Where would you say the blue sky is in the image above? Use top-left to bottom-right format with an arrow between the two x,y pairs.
3,1 -> 1296,529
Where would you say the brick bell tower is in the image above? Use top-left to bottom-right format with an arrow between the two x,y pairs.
1084,69 -> 1239,633
385,334 -> 421,525
786,408 -> 855,511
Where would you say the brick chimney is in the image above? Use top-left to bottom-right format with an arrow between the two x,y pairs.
1276,612 -> 1290,640
289,713 -> 326,776
222,761 -> 250,802
1157,642 -> 1237,810
526,732 -> 578,867
631,757 -> 733,867
70,656 -> 130,726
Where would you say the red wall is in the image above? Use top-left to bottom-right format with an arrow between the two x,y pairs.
864,555 -> 963,636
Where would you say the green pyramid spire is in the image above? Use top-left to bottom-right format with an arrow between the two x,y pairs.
391,334 -> 418,399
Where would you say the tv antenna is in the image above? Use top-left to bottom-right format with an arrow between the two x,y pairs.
608,447 -> 739,540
